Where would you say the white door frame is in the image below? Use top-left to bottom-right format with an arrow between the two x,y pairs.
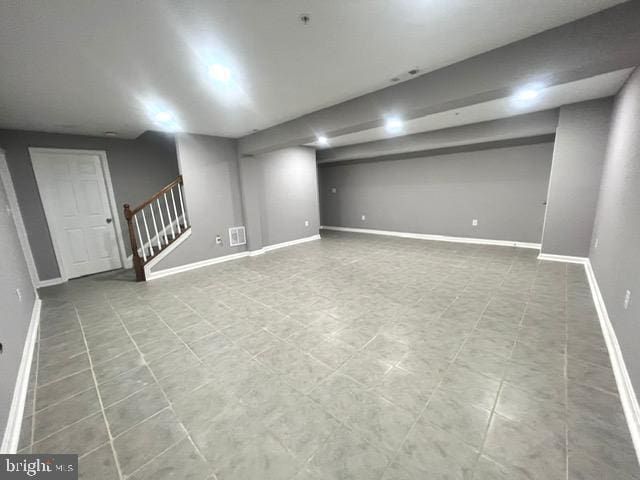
0,148 -> 40,287
28,147 -> 128,282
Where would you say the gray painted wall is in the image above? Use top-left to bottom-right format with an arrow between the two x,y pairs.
541,99 -> 613,256
240,2 -> 640,155
319,142 -> 553,243
151,134 -> 246,271
252,147 -> 320,247
589,68 -> 640,398
238,155 -> 264,252
0,130 -> 179,280
151,142 -> 320,271
0,152 -> 37,442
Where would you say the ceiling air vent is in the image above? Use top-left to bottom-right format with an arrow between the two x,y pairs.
229,226 -> 246,247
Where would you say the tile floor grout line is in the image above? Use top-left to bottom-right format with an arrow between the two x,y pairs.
77,439 -> 111,460
35,366 -> 93,391
30,385 -> 98,424
471,249 -> 568,474
439,250 -> 525,477
38,324 -> 83,342
230,282 -> 373,375
73,304 -> 126,480
105,299 -> 216,478
461,255 -> 524,469
144,298 -> 212,366
472,293 -> 530,473
123,434 -> 199,480
377,284 -> 485,478
100,406 -> 169,448
229,280 -> 427,475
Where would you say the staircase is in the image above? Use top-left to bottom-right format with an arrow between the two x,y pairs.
123,175 -> 190,281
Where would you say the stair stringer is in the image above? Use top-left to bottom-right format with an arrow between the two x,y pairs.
143,227 -> 192,277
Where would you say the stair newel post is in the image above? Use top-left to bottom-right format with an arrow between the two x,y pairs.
123,203 -> 145,282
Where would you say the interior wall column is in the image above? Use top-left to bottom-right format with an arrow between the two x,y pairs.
238,154 -> 264,252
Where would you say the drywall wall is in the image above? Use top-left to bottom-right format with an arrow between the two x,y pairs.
319,141 -> 553,243
0,130 -> 179,281
541,99 -> 613,256
0,151 -> 37,445
150,134 -> 246,271
251,147 -> 320,247
238,154 -> 264,252
589,67 -> 640,397
317,110 -> 559,164
239,2 -> 640,155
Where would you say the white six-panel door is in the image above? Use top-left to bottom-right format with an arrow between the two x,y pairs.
30,149 -> 123,279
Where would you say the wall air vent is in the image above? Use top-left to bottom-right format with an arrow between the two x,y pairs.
229,226 -> 246,247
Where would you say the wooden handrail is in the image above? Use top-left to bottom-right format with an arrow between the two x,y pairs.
129,175 -> 183,215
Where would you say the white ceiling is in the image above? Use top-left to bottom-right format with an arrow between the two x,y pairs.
311,69 -> 633,148
0,0 -> 625,139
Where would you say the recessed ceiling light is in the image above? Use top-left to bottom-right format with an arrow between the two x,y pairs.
208,64 -> 231,83
385,117 -> 404,134
154,111 -> 174,124
513,84 -> 545,102
104,131 -> 118,137
317,136 -> 329,146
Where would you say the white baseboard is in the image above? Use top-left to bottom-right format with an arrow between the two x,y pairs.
36,277 -> 65,289
320,226 -> 540,249
146,249 -> 248,281
147,234 -> 322,280
584,260 -> 640,464
538,253 -> 588,264
248,234 -> 321,256
1,298 -> 41,454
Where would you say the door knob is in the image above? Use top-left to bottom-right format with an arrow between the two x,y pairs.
106,218 -> 113,223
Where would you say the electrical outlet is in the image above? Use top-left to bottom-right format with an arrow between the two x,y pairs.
624,290 -> 631,310
305,220 -> 309,227
331,187 -> 337,194
472,219 -> 478,226
16,288 -> 22,302
594,238 -> 599,249
215,235 -> 222,245
361,215 -> 366,221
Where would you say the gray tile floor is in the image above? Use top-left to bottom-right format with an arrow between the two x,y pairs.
18,231 -> 640,479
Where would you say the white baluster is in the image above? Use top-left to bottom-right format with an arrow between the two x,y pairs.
164,193 -> 175,239
157,198 -> 169,245
171,188 -> 182,233
177,182 -> 188,228
141,208 -> 153,256
150,204 -> 162,251
134,214 -> 147,262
